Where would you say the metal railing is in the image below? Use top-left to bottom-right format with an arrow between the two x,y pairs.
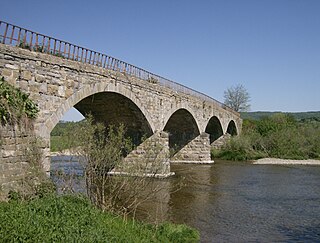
0,20 -> 238,115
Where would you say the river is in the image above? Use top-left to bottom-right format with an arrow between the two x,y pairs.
51,156 -> 320,242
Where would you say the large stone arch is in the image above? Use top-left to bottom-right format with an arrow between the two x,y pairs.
163,108 -> 200,154
205,116 -> 224,144
39,81 -> 155,138
75,92 -> 153,145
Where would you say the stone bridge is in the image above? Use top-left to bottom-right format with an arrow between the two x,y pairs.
0,21 -> 241,181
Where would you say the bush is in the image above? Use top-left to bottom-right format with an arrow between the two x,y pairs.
212,132 -> 266,161
0,76 -> 39,125
212,114 -> 320,161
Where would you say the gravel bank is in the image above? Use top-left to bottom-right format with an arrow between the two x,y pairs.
253,158 -> 320,165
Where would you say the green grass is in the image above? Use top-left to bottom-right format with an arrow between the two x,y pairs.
0,195 -> 199,242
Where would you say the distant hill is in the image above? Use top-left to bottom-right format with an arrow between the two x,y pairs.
241,111 -> 320,121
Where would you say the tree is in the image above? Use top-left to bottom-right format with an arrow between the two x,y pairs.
223,84 -> 250,112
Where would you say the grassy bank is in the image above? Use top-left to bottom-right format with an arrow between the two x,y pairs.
212,114 -> 320,161
0,194 -> 199,242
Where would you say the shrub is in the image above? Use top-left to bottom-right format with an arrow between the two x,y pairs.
0,77 -> 39,125
213,114 -> 320,161
212,132 -> 266,161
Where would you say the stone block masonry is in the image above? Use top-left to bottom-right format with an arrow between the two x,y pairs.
0,43 -> 241,196
171,133 -> 212,163
0,123 -> 47,200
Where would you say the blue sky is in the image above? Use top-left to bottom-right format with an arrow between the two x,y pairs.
1,0 -> 320,120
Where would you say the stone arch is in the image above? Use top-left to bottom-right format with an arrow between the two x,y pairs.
162,103 -> 201,132
75,92 -> 153,145
163,108 -> 200,154
41,82 -> 155,138
226,120 -> 238,136
205,116 -> 224,144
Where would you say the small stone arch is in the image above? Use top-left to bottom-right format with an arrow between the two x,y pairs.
162,103 -> 201,132
41,81 -> 155,138
205,116 -> 224,143
226,120 -> 238,136
163,108 -> 200,154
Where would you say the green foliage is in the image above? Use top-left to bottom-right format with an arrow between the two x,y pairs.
256,113 -> 296,137
0,77 -> 39,125
156,223 -> 200,243
212,113 -> 320,161
0,195 -> 199,242
18,40 -> 31,50
147,76 -> 158,84
51,117 -> 178,221
50,121 -> 85,151
35,181 -> 57,199
76,117 -> 133,173
33,44 -> 46,53
241,111 -> 320,121
211,130 -> 266,161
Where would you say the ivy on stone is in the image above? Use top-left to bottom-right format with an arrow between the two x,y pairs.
0,77 -> 39,125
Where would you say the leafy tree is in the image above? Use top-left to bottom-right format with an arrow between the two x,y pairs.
223,84 -> 250,112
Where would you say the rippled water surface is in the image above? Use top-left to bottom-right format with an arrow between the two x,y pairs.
51,157 -> 320,242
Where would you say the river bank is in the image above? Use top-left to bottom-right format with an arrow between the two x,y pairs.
0,194 -> 199,242
253,158 -> 320,165
50,157 -> 320,241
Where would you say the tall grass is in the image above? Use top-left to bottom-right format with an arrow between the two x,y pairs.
0,194 -> 199,242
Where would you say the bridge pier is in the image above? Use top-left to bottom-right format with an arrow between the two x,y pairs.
211,133 -> 231,149
113,131 -> 173,177
171,132 -> 212,163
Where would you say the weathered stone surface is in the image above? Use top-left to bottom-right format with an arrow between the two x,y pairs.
22,70 -> 32,80
0,43 -> 242,194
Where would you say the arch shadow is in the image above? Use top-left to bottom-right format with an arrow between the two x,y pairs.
74,91 -> 153,145
43,82 -> 155,137
163,108 -> 200,155
227,120 -> 237,136
205,116 -> 223,144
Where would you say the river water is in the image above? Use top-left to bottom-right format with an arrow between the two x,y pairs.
51,157 -> 320,242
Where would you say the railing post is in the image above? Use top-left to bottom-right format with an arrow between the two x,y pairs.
53,39 -> 57,55
9,26 -> 15,45
84,49 -> 87,63
72,45 -> 76,60
80,48 -> 84,62
3,23 -> 9,44
42,36 -> 45,52
23,30 -> 27,46
58,40 -> 62,55
47,38 -> 51,54
89,51 -> 92,64
17,28 -> 21,45
63,42 -> 67,57
35,34 -> 39,48
67,43 -> 71,58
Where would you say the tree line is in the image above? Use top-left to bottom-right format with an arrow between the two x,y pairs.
212,113 -> 320,161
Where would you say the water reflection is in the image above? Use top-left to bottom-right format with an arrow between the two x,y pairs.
51,157 -> 320,242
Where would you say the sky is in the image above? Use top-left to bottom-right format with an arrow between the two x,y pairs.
1,0 -> 320,120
